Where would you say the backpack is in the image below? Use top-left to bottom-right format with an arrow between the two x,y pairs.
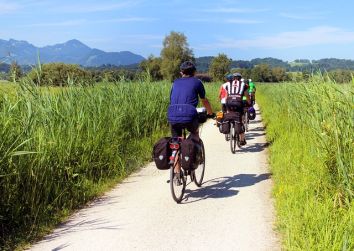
180,138 -> 199,170
152,137 -> 172,170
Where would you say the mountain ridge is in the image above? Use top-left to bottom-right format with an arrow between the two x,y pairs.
0,39 -> 145,66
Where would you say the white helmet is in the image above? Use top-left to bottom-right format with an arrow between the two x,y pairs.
249,79 -> 252,82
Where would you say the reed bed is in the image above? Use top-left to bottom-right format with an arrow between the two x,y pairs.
257,79 -> 353,250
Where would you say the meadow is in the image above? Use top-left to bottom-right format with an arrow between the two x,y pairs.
257,80 -> 353,250
0,78 -> 220,249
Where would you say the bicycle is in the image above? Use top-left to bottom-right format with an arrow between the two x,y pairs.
224,112 -> 243,154
169,108 -> 209,203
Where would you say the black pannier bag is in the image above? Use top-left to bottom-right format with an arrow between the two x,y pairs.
226,94 -> 243,109
180,138 -> 198,170
218,121 -> 230,134
152,137 -> 171,170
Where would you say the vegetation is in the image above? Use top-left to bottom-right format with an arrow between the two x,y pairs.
257,80 -> 353,250
0,78 -> 172,249
160,31 -> 194,81
27,63 -> 94,86
208,53 -> 231,82
9,62 -> 23,83
139,55 -> 163,81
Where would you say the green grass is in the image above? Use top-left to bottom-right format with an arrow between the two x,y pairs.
0,79 -> 221,250
257,80 -> 353,250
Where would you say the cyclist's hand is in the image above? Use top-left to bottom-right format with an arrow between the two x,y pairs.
207,113 -> 216,119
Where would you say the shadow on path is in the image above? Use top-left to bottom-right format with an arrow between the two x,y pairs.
183,173 -> 271,204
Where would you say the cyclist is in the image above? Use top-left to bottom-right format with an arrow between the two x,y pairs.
225,73 -> 250,145
248,79 -> 256,105
218,74 -> 234,112
167,61 -> 214,173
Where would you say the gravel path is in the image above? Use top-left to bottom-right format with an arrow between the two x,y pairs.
30,105 -> 280,251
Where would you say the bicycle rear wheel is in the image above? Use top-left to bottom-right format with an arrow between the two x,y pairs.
230,122 -> 237,154
193,139 -> 205,187
170,160 -> 186,203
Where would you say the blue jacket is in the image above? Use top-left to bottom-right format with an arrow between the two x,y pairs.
168,77 -> 206,123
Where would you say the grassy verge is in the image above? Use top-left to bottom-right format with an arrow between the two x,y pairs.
257,80 -> 353,250
0,79 -> 220,250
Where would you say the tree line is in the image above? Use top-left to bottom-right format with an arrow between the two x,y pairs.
1,31 -> 353,86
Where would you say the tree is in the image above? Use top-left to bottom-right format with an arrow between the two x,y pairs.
10,61 -> 22,82
160,31 -> 194,81
209,53 -> 231,81
27,63 -> 93,86
139,55 -> 163,81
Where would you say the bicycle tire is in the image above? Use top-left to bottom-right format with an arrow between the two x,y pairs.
170,160 -> 186,203
230,122 -> 237,154
193,139 -> 205,187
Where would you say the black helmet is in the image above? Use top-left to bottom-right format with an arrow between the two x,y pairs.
225,74 -> 234,81
180,61 -> 196,75
233,72 -> 242,78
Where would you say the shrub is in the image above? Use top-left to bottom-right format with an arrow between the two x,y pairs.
27,63 -> 94,86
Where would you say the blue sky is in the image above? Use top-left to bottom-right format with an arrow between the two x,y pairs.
1,0 -> 354,61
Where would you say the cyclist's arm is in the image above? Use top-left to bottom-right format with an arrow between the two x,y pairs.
244,92 -> 251,105
201,98 -> 213,115
218,86 -> 223,100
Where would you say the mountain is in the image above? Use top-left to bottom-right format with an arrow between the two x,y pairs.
0,39 -> 145,66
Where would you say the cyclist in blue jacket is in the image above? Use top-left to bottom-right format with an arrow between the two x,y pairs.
168,61 -> 213,173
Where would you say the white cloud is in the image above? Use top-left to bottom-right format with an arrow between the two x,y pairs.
22,17 -> 155,28
203,26 -> 354,49
0,2 -> 21,14
226,19 -> 263,24
202,7 -> 269,14
23,19 -> 87,27
93,17 -> 157,24
187,18 -> 262,24
53,2 -> 138,13
280,12 -> 327,20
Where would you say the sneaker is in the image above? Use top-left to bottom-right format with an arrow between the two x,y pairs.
240,140 -> 247,146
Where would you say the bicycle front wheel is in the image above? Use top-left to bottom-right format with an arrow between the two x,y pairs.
170,161 -> 186,203
230,122 -> 237,154
193,139 -> 205,187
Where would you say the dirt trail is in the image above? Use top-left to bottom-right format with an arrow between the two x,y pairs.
30,105 -> 280,251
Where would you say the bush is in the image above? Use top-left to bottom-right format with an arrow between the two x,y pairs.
27,63 -> 94,86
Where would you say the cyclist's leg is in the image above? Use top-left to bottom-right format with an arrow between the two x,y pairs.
221,103 -> 227,113
186,117 -> 200,142
237,108 -> 247,145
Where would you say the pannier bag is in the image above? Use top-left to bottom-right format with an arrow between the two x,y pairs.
196,107 -> 207,124
219,121 -> 230,134
152,137 -> 172,170
216,111 -> 224,122
248,107 -> 256,120
226,94 -> 243,109
180,138 -> 199,170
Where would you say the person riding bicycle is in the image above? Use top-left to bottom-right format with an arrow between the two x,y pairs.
225,73 -> 250,146
167,61 -> 213,173
218,74 -> 233,112
248,79 -> 256,105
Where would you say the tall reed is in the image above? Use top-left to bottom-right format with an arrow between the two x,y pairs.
257,78 -> 353,250
0,79 -> 171,249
